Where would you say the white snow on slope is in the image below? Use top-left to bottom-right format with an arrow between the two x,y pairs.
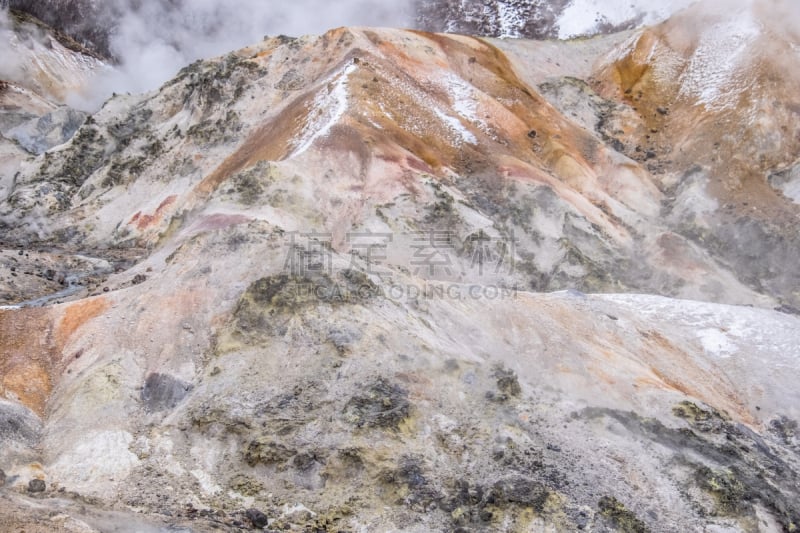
558,0 -> 698,39
433,108 -> 478,145
292,63 -> 357,157
371,61 -> 481,147
292,60 -> 484,156
598,294 -> 800,364
496,2 -> 527,38
440,73 -> 492,138
677,10 -> 761,110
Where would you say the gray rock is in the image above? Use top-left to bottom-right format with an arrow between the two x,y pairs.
0,110 -> 39,135
769,163 -> 800,204
7,107 -> 88,155
327,324 -> 362,353
27,478 -> 45,493
0,399 -> 43,447
343,378 -> 411,429
245,508 -> 269,528
141,373 -> 193,412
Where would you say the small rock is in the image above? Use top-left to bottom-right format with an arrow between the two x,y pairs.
245,508 -> 269,528
527,129 -> 537,139
0,469 -> 6,487
494,365 -> 521,398
141,373 -> 193,412
28,478 -> 46,493
132,274 -> 147,285
575,509 -> 590,530
342,378 -> 410,428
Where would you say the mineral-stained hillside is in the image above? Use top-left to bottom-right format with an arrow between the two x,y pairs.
0,1 -> 799,531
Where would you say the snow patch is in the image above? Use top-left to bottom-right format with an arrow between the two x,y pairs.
558,0 -> 697,39
368,60 -> 484,148
291,63 -> 357,157
496,2 -> 527,38
650,41 -> 687,88
678,11 -> 761,110
598,294 -> 800,365
433,108 -> 477,145
697,327 -> 737,358
440,73 -> 492,139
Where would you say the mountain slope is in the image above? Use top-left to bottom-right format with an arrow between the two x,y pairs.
1,2 -> 799,532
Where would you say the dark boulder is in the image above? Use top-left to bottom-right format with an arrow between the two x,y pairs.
141,373 -> 193,412
27,478 -> 45,493
245,508 -> 269,528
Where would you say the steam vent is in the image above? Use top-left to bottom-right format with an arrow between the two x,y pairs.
1,0 -> 799,531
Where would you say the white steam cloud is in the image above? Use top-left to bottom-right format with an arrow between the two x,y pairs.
0,10 -> 24,78
88,0 -> 414,108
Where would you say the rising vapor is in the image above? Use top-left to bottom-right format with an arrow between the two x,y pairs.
2,0 -> 415,109
90,0 -> 415,108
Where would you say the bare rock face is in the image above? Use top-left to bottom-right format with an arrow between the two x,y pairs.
27,478 -> 45,493
140,373 -> 193,412
7,107 -> 87,154
0,1 -> 799,531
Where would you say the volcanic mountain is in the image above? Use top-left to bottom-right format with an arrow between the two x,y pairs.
0,1 -> 799,531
